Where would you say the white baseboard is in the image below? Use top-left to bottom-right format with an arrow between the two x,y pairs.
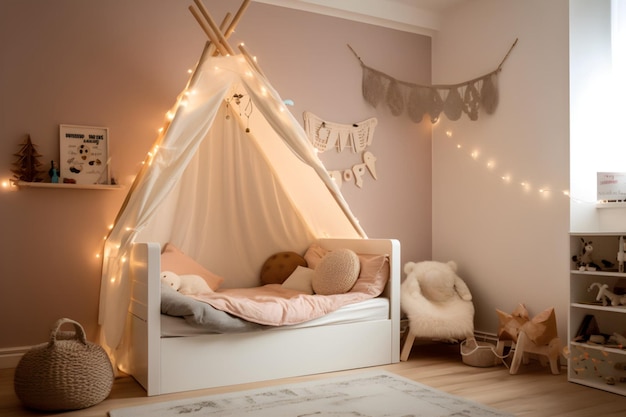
0,346 -> 32,369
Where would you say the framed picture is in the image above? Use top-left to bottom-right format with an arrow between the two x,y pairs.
597,172 -> 626,202
59,124 -> 109,185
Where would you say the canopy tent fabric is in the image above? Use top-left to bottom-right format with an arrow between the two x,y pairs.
98,45 -> 367,356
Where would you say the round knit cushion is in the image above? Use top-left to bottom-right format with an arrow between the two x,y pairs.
260,251 -> 307,285
312,249 -> 361,295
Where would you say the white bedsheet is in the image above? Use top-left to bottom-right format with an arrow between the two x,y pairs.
161,298 -> 389,337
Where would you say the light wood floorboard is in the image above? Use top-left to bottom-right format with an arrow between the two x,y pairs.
1,342 -> 624,416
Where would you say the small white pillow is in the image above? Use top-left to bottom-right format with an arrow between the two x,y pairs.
281,266 -> 315,294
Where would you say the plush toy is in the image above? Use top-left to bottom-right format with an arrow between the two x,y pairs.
572,238 -> 601,270
400,260 -> 474,342
160,271 -> 213,295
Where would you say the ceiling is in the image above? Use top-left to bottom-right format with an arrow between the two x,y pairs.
253,0 -> 470,35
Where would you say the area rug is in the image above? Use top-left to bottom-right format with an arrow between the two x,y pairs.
108,370 -> 513,417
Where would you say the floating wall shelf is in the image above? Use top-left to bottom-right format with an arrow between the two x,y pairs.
16,181 -> 123,191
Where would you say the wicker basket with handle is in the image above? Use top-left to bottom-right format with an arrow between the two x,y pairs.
13,318 -> 114,411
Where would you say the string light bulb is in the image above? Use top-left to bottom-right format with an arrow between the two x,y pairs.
441,127 -> 576,201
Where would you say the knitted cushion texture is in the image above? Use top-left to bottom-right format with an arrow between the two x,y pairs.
312,249 -> 361,295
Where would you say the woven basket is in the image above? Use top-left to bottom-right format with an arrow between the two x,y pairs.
460,338 -> 498,368
14,318 -> 114,411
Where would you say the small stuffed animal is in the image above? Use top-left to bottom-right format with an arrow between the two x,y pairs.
161,270 -> 181,290
160,271 -> 213,295
572,238 -> 601,270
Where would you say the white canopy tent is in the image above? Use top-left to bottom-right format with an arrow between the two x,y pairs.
97,34 -> 367,356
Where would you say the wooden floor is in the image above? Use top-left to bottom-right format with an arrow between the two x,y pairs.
1,342 -> 625,416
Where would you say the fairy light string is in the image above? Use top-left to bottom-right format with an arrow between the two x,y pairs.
438,126 -> 592,204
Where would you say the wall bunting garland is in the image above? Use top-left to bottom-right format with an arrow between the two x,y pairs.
303,111 -> 378,189
348,39 -> 518,123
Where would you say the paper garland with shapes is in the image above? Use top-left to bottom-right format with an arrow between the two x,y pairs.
348,39 -> 518,123
303,111 -> 378,189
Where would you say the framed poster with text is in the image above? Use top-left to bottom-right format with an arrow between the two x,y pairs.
59,124 -> 109,185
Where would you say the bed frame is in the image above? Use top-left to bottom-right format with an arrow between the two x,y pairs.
122,238 -> 401,395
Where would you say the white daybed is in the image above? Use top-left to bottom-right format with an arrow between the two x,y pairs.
122,238 -> 400,396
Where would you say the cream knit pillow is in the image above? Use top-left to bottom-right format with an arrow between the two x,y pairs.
312,249 -> 361,295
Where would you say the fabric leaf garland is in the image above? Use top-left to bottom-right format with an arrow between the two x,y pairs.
348,39 -> 517,123
386,79 -> 404,116
407,86 -> 429,123
443,87 -> 464,121
480,73 -> 498,115
362,66 -> 384,108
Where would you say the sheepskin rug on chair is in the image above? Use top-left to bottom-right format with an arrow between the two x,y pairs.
401,260 -> 475,341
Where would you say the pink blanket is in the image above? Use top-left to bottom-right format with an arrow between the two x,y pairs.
192,254 -> 389,326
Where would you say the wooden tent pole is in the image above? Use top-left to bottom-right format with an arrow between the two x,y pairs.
209,12 -> 233,56
238,43 -> 266,77
223,0 -> 251,38
189,6 -> 228,56
189,0 -> 250,57
193,0 -> 235,55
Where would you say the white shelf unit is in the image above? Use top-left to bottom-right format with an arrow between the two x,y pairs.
569,232 -> 626,396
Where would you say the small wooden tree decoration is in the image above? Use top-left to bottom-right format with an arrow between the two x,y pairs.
11,135 -> 44,183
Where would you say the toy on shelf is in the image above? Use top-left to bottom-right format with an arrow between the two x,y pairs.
11,135 -> 44,183
588,282 -> 626,306
48,161 -> 59,183
572,238 -> 599,270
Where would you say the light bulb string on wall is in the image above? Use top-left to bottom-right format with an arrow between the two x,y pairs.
348,39 -> 518,123
439,126 -> 595,204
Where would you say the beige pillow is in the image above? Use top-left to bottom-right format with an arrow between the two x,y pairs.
312,249 -> 360,295
161,243 -> 224,290
281,266 -> 315,294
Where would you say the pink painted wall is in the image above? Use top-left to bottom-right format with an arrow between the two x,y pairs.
0,0 -> 431,348
432,0 -> 570,339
